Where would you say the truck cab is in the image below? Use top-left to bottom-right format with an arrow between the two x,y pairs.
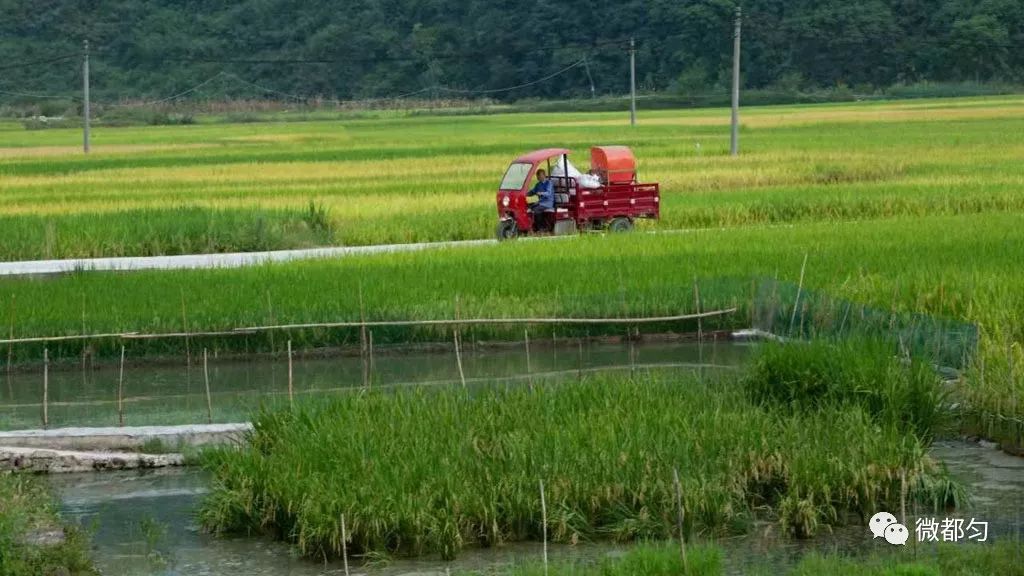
495,146 -> 660,240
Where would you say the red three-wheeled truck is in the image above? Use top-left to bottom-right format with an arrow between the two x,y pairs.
495,146 -> 660,240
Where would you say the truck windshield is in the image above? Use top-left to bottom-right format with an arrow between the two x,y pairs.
499,162 -> 533,190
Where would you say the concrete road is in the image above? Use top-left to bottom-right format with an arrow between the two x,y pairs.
0,239 -> 498,276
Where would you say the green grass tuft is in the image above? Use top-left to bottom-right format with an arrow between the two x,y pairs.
199,372 -> 958,559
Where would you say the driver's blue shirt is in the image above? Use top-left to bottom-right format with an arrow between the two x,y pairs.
528,179 -> 555,211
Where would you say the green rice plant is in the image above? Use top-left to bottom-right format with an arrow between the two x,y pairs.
743,340 -> 950,440
959,331 -> 1024,452
198,372 -> 958,560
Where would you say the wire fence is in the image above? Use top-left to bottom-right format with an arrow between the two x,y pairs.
0,332 -> 748,431
0,276 -> 986,431
753,278 -> 979,372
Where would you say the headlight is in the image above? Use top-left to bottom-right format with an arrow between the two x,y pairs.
501,195 -> 510,207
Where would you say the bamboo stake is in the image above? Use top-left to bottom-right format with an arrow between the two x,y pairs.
577,339 -> 584,383
5,295 -> 13,401
368,330 -> 375,386
265,290 -> 276,353
180,289 -> 191,368
360,332 -> 368,388
539,479 -> 548,576
454,296 -> 466,387
694,279 -> 704,384
454,329 -> 466,388
118,344 -> 125,426
185,345 -> 192,413
203,348 -> 212,424
42,348 -> 48,429
80,294 -> 87,387
525,329 -> 533,389
789,252 -> 809,335
628,327 -> 636,376
673,468 -> 688,570
359,286 -> 369,389
287,340 -> 294,408
1009,342 -> 1017,414
694,280 -> 704,343
341,513 -> 350,576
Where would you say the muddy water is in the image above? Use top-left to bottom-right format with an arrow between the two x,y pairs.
0,340 -> 749,430
45,440 -> 1024,576
50,467 -> 624,576
30,340 -> 1023,574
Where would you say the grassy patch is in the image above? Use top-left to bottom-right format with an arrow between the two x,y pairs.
199,372 -> 958,560
787,542 -> 1024,576
486,541 -> 1024,576
0,474 -> 95,575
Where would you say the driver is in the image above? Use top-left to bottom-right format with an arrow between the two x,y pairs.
527,169 -> 555,231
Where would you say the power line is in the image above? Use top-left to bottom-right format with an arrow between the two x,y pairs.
99,35 -> 642,68
97,59 -> 589,106
226,73 -> 435,102
0,53 -> 78,72
437,59 -> 587,95
0,34 -> 634,106
105,71 -> 229,107
0,88 -> 79,101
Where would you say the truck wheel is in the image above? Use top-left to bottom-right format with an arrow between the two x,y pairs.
496,220 -> 519,241
608,217 -> 634,233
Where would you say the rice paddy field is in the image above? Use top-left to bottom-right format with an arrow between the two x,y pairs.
1,96 -> 1023,257
200,349 -> 961,561
1,95 -> 1024,572
1,97 -> 1023,442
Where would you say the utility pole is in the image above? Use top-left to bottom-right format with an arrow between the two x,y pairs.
82,39 -> 91,154
730,6 -> 742,156
629,37 -> 637,126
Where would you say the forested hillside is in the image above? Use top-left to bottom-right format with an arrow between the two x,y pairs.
1,0 -> 1022,102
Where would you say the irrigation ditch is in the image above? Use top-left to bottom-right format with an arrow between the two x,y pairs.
2,277 -> 1022,575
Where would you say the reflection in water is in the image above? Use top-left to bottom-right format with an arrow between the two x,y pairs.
1,340 -> 750,429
